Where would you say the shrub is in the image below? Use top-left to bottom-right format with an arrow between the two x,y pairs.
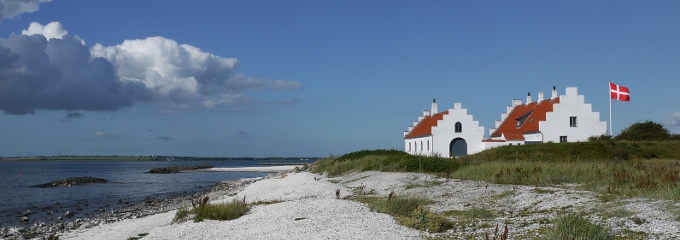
174,197 -> 250,222
543,214 -> 612,240
615,121 -> 671,141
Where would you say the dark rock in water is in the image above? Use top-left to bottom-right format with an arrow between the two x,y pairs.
19,216 -> 29,222
64,211 -> 74,218
32,176 -> 108,188
147,164 -> 214,173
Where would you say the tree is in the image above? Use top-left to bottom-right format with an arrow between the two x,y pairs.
614,121 -> 671,141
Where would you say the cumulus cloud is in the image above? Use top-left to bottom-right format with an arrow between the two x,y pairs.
0,0 -> 51,23
0,21 -> 302,115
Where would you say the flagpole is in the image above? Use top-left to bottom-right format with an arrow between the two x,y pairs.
609,81 -> 613,136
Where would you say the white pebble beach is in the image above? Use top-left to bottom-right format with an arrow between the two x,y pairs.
59,166 -> 680,239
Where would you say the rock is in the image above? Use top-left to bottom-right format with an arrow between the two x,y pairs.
147,164 -> 214,173
32,176 -> 108,188
54,223 -> 65,230
64,211 -> 74,217
19,216 -> 29,222
23,210 -> 31,216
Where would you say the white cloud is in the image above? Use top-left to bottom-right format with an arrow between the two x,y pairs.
0,0 -> 51,22
22,21 -> 66,40
91,36 -> 302,111
0,22 -> 302,114
667,112 -> 680,127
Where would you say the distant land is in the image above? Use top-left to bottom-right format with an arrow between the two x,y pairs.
0,155 -> 320,162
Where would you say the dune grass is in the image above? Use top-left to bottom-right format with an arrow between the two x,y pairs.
542,214 -> 613,240
356,194 -> 454,233
174,198 -> 250,222
312,141 -> 680,200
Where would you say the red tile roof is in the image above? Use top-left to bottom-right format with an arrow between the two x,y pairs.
489,98 -> 560,140
404,111 -> 448,139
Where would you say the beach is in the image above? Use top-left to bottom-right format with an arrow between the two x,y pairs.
16,165 -> 680,239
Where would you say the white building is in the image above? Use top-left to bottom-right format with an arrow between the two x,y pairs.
404,86 -> 607,157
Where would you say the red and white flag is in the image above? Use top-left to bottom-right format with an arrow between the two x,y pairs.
610,81 -> 630,101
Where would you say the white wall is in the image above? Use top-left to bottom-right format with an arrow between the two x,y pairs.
430,102 -> 485,157
541,87 -> 607,142
405,136 -> 434,156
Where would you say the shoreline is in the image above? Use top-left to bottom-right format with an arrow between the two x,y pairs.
0,166 -> 301,239
194,165 -> 304,173
7,164 -> 679,239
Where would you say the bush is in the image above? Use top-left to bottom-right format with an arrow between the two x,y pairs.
364,195 -> 453,233
615,121 -> 671,141
174,198 -> 250,222
543,214 -> 612,240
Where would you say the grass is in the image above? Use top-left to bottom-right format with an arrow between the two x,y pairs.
310,143 -> 680,236
174,198 -> 250,222
312,142 -> 680,201
356,194 -> 454,233
310,149 -> 460,177
542,214 -> 613,240
445,206 -> 496,219
127,233 -> 149,240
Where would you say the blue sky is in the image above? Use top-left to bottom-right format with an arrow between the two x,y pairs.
0,1 -> 678,157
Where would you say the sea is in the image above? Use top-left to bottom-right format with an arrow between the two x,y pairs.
0,158 -> 316,228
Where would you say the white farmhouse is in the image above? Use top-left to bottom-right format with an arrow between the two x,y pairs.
404,86 -> 607,157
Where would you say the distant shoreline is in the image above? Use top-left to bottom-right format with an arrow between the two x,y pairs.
192,165 -> 304,173
0,156 -> 319,162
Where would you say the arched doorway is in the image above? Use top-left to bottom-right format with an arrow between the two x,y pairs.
449,138 -> 467,157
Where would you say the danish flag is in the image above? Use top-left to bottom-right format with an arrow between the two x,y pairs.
609,82 -> 630,101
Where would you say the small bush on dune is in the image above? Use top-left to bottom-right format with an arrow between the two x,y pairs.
193,198 -> 249,222
174,197 -> 250,223
543,214 -> 612,240
363,194 -> 453,233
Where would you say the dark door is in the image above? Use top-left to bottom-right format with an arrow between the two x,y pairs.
449,138 -> 467,157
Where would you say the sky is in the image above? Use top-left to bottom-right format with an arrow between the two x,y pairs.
0,0 -> 678,158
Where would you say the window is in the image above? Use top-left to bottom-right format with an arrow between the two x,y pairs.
570,116 -> 578,127
408,142 -> 411,151
427,140 -> 430,151
455,122 -> 462,133
560,136 -> 568,143
420,141 -> 423,151
516,111 -> 533,128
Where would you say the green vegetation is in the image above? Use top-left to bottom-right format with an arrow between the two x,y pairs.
311,149 -> 459,177
312,140 -> 680,200
542,214 -> 613,240
309,122 -> 680,237
614,120 -> 672,141
174,198 -> 250,222
127,233 -> 149,240
445,206 -> 496,219
357,194 -> 454,233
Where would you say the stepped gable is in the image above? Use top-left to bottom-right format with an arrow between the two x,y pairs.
405,111 -> 448,139
489,98 -> 560,140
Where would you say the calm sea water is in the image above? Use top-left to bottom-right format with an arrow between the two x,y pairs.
0,159 -> 314,228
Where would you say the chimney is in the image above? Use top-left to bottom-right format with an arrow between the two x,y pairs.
551,86 -> 557,99
538,92 -> 544,102
431,99 -> 438,115
526,92 -> 532,104
512,99 -> 522,107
